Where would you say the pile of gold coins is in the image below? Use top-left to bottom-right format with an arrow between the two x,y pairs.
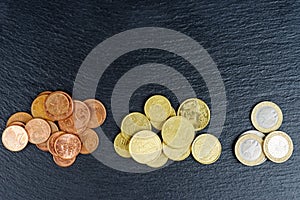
2,91 -> 106,167
235,101 -> 293,166
113,95 -> 222,168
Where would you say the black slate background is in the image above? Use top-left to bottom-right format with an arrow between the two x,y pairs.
1,0 -> 300,199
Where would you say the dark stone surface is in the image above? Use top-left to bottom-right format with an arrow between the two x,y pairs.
1,0 -> 300,199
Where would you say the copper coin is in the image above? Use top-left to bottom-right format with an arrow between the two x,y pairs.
44,91 -> 73,121
38,91 -> 52,96
47,131 -> 65,155
25,118 -> 51,144
53,155 -> 76,168
79,128 -> 99,154
36,121 -> 59,152
54,133 -> 81,159
58,100 -> 90,135
7,121 -> 25,128
2,125 -> 29,151
84,99 -> 106,128
31,94 -> 51,120
6,112 -> 32,127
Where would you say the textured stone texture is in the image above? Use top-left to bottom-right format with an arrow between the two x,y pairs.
1,0 -> 300,199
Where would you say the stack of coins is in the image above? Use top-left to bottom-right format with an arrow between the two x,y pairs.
114,95 -> 222,168
235,101 -> 293,166
2,91 -> 106,167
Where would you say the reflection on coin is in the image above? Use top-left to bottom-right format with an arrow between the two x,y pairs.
58,100 -> 90,135
25,118 -> 51,144
147,153 -> 168,168
79,128 -> 99,154
170,107 -> 176,117
251,101 -> 283,133
6,112 -> 32,127
84,99 -> 106,128
53,155 -> 76,168
235,134 -> 265,166
163,143 -> 191,161
31,94 -> 51,120
7,121 -> 25,128
263,131 -> 293,163
114,133 -> 131,158
239,130 -> 266,164
177,98 -> 210,131
121,112 -> 151,137
2,125 -> 28,152
144,95 -> 172,122
150,120 -> 165,131
129,130 -> 162,164
192,134 -> 221,164
47,131 -> 65,156
162,116 -> 195,148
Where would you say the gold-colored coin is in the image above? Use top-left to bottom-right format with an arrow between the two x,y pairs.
251,101 -> 283,133
235,133 -> 265,166
144,95 -> 172,122
6,112 -> 32,127
163,143 -> 191,161
114,133 -> 131,158
129,130 -> 162,164
121,112 -> 151,137
192,134 -> 221,165
263,131 -> 293,163
170,107 -> 176,117
161,116 -> 195,148
31,94 -> 51,120
177,98 -> 210,131
147,153 -> 168,168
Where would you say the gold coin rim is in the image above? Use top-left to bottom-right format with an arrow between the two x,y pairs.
144,95 -> 172,122
177,98 -> 211,131
251,101 -> 283,133
120,112 -> 151,137
113,133 -> 131,158
191,134 -> 221,165
235,133 -> 265,166
263,131 -> 293,163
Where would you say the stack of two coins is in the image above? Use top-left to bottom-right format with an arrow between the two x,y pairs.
235,101 -> 293,166
114,95 -> 222,168
2,91 -> 106,167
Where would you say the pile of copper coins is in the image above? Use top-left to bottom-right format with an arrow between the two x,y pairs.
235,101 -> 293,166
113,95 -> 222,168
2,91 -> 106,167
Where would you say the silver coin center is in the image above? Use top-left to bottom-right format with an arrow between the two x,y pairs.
256,106 -> 278,129
267,135 -> 289,159
240,139 -> 261,161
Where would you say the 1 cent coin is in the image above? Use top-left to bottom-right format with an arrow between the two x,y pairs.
84,99 -> 106,128
2,125 -> 29,152
54,133 -> 81,159
25,118 -> 51,144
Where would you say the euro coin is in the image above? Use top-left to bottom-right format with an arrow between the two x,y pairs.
263,131 -> 293,163
58,100 -> 90,135
251,101 -> 283,133
114,133 -> 131,158
163,143 -> 191,161
121,112 -> 151,137
2,125 -> 28,152
129,130 -> 162,164
38,91 -> 52,96
6,112 -> 32,127
54,133 -> 81,159
79,128 -> 99,154
7,121 -> 25,128
150,120 -> 165,131
47,131 -> 65,156
31,94 -> 51,120
147,153 -> 168,168
144,95 -> 172,122
25,118 -> 51,144
177,98 -> 210,131
170,107 -> 176,117
235,133 -> 265,166
84,99 -> 106,128
45,91 -> 73,121
239,130 -> 266,164
161,116 -> 195,148
192,134 -> 221,164
36,121 -> 59,152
